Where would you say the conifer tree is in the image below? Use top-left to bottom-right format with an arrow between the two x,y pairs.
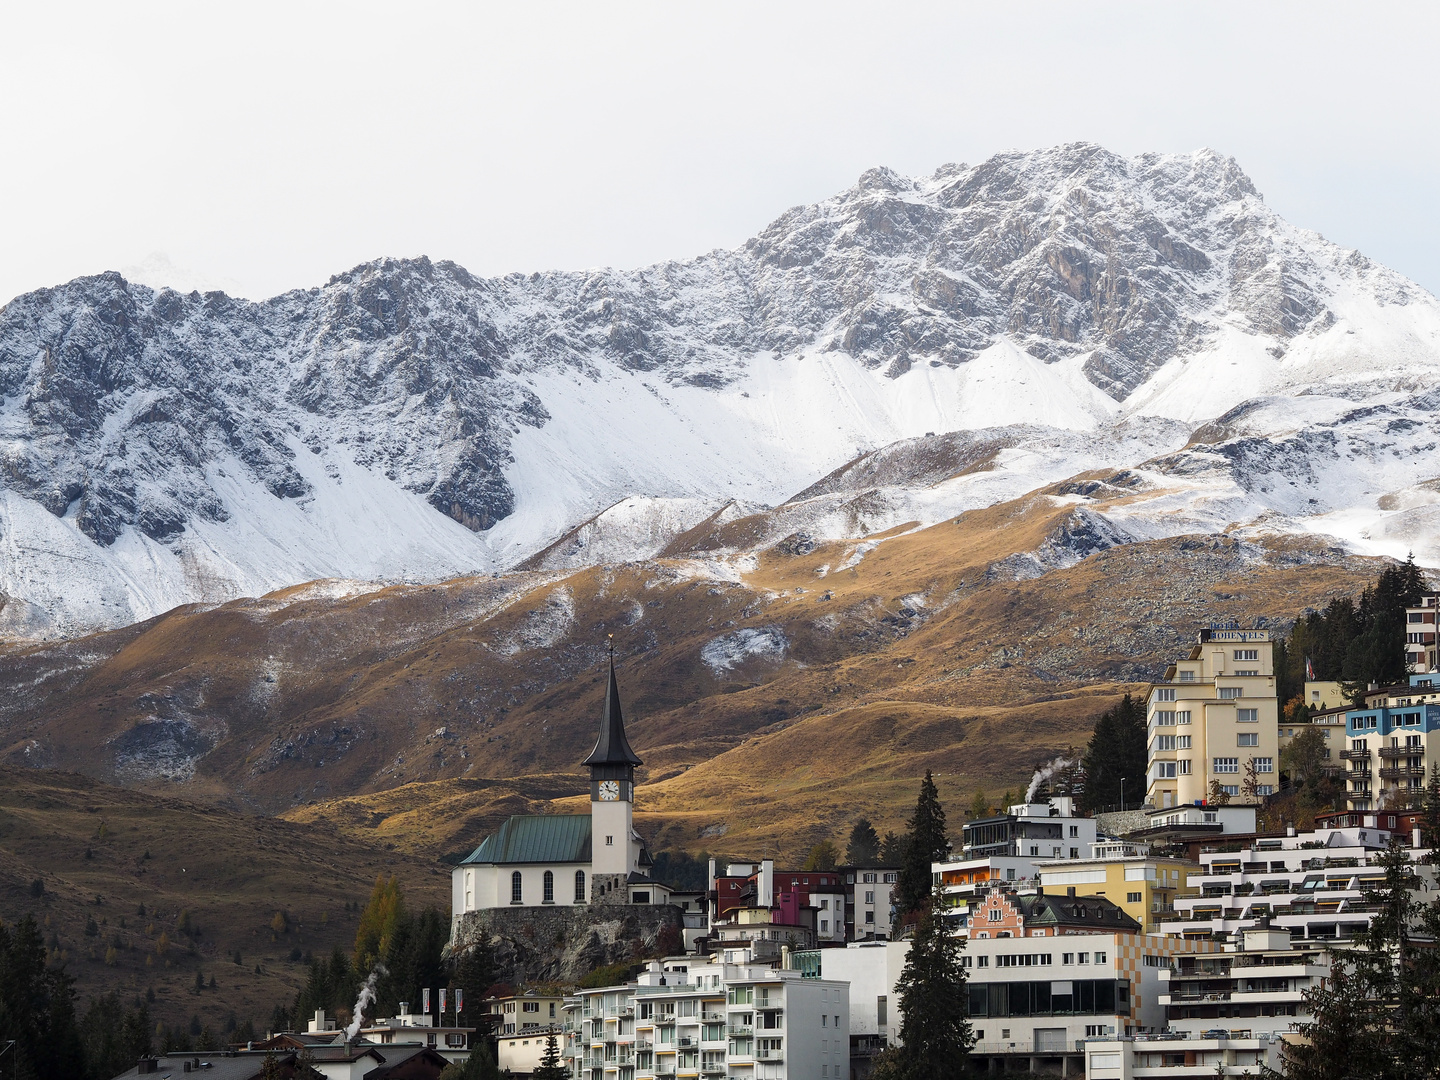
896,772 -> 949,916
872,899 -> 973,1080
846,819 -> 881,865
1077,695 -> 1146,813
532,1033 -> 568,1080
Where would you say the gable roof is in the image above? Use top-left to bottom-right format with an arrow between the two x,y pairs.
1018,892 -> 1141,931
582,659 -> 642,768
460,815 -> 592,865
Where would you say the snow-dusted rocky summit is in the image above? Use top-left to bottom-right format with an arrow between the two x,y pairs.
2,143 -> 1439,636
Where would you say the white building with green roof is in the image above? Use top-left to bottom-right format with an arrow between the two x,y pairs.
451,659 -> 672,914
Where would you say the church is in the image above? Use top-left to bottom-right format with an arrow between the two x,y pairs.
450,658 -> 672,913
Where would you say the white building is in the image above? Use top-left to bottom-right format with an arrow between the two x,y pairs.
962,798 -> 1098,861
1085,1032 -> 1284,1079
564,957 -> 850,1080
817,941 -> 909,1057
451,660 -> 671,916
1159,927 -> 1330,1038
1159,822 -> 1400,942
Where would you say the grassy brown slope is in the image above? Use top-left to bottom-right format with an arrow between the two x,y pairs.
282,520 -> 1379,864
0,767 -> 447,1035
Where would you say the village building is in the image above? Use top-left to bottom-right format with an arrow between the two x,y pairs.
451,659 -> 670,914
1034,840 -> 1199,934
1343,673 -> 1440,811
1146,625 -> 1280,810
564,956 -> 849,1080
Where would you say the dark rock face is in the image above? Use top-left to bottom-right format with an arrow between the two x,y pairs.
0,144 -> 1404,553
445,903 -> 683,985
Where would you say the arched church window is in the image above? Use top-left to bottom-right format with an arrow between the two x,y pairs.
511,871 -> 523,904
575,870 -> 586,903
543,870 -> 554,903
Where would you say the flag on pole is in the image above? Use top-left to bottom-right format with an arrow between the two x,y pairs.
440,989 -> 447,1016
456,989 -> 464,1014
423,988 -> 430,1015
1305,656 -> 1315,680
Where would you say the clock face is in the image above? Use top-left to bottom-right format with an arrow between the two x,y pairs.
598,780 -> 620,802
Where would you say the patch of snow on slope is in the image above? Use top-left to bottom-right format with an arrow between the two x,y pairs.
700,626 -> 788,675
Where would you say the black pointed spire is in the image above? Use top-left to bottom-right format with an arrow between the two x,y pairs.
583,654 -> 642,768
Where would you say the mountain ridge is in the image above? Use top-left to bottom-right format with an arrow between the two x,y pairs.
3,142 -> 1440,639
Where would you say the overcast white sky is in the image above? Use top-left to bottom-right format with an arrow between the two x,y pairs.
3,1 -> 1437,305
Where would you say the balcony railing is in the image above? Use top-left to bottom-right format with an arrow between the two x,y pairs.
1379,765 -> 1425,780
1340,749 -> 1371,762
1378,745 -> 1421,760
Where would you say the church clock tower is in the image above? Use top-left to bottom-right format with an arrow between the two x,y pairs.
583,653 -> 643,901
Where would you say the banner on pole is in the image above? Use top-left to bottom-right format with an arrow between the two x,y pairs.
423,988 -> 430,1015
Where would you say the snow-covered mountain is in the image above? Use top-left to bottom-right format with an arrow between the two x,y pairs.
3,143 -> 1439,638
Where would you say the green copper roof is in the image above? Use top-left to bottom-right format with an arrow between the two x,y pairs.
460,814 -> 592,865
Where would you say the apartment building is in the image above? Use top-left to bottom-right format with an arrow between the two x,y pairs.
563,957 -> 849,1080
1158,821 -> 1400,942
841,866 -> 898,941
962,798 -> 1097,861
1159,926 -> 1330,1037
484,992 -> 565,1036
1406,593 -> 1439,673
1084,1032 -> 1284,1079
963,928 -> 1218,1076
1146,626 -> 1279,810
708,861 -> 848,950
1034,841 -> 1199,934
934,855 -> 1045,933
1343,674 -> 1440,811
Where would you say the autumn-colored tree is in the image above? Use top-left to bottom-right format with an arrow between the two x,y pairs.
354,875 -> 405,972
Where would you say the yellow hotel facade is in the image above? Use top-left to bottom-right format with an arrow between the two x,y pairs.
1146,627 -> 1280,810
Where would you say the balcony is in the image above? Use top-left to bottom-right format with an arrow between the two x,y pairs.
1379,765 -> 1426,780
1340,749 -> 1371,763
728,1024 -> 754,1036
1378,745 -> 1421,760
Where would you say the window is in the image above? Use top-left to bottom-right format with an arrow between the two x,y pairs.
511,871 -> 523,904
1214,757 -> 1240,774
1155,735 -> 1176,751
989,909 -> 1002,922
1238,708 -> 1259,722
1127,892 -> 1142,903
1069,826 -> 1078,837
1078,953 -> 1089,964
877,996 -> 887,1026
820,899 -> 829,910
543,870 -> 554,903
1237,733 -> 1259,747
863,873 -> 876,884
1156,688 -> 1176,702
1176,710 -> 1191,724
606,835 -> 614,846
865,891 -> 874,904
523,1002 -> 539,1013
865,911 -> 875,924
1094,951 -> 1106,964
1218,687 -> 1242,699
1254,757 -> 1273,773
821,919 -> 829,932
1179,670 -> 1195,681
1154,711 -> 1176,726
1030,845 -> 1039,856
822,1014 -> 828,1027
1177,735 -> 1191,749
575,870 -> 586,903
1256,785 -> 1275,796
550,1003 -> 556,1017
1063,953 -> 1074,964
1236,670 -> 1259,676
883,873 -> 897,883
1178,759 -> 1191,775
1070,848 -> 1079,858
1221,785 -> 1240,796
1154,762 -> 1176,779
976,956 -> 988,967
1234,649 -> 1258,661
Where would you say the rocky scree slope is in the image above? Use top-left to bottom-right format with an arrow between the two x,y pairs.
4,143 -> 1438,637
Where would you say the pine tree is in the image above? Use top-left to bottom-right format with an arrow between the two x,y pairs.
895,772 -> 949,916
532,1032 -> 568,1080
846,819 -> 881,865
1077,695 -> 1146,813
872,900 -> 973,1080
1274,958 -> 1385,1080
